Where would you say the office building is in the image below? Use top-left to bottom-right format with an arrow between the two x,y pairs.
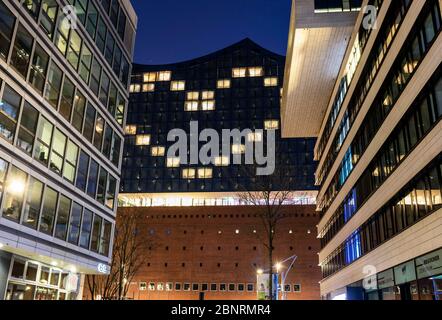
283,0 -> 442,300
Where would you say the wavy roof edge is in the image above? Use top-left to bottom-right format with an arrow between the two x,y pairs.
132,38 -> 285,72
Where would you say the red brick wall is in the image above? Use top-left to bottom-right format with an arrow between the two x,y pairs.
89,205 -> 321,300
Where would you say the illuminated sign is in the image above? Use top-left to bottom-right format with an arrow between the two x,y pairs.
97,263 -> 109,274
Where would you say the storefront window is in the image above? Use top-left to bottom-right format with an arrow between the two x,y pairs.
6,283 -> 35,300
11,259 -> 25,279
39,266 -> 50,285
25,262 -> 38,281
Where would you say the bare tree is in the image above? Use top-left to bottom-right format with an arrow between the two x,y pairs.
236,160 -> 294,300
86,209 -> 152,300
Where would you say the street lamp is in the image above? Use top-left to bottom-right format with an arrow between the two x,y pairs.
257,269 -> 264,275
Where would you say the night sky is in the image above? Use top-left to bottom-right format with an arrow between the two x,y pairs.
130,0 -> 292,65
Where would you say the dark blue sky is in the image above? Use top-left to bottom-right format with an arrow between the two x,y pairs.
130,0 -> 291,65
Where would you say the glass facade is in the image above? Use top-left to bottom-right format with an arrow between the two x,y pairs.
0,0 -> 135,299
321,154 -> 442,278
122,39 -> 317,194
319,0 -> 441,212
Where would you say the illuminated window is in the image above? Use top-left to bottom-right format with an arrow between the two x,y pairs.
182,168 -> 196,179
135,134 -> 150,146
142,83 -> 155,92
125,125 -> 136,135
248,67 -> 263,77
264,77 -> 278,87
143,72 -> 156,82
232,144 -> 246,155
217,79 -> 231,89
187,91 -> 199,100
214,156 -> 229,166
247,132 -> 262,142
232,68 -> 247,78
151,146 -> 165,156
158,71 -> 171,81
201,91 -> 215,100
264,120 -> 279,130
185,101 -> 199,112
166,157 -> 180,168
201,100 -> 215,111
129,84 -> 140,93
197,168 -> 213,179
171,80 -> 185,91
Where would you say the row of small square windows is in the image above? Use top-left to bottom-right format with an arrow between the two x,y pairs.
138,282 -> 302,293
147,229 -> 312,236
129,68 -> 279,93
148,245 -> 305,252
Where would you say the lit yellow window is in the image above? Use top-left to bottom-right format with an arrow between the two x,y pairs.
247,132 -> 263,142
264,77 -> 278,87
264,120 -> 279,130
185,101 -> 199,111
186,91 -> 199,100
197,168 -> 213,179
129,84 -> 141,93
201,100 -> 215,111
232,144 -> 246,155
214,156 -> 229,166
157,71 -> 171,81
217,79 -> 231,89
280,88 -> 283,97
170,80 -> 185,91
182,168 -> 196,179
151,146 -> 165,157
142,83 -> 155,92
248,67 -> 263,77
232,68 -> 247,78
201,91 -> 215,100
135,134 -> 151,146
166,157 -> 180,168
143,72 -> 157,82
125,125 -> 137,135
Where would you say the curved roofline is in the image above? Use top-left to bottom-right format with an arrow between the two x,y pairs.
133,38 -> 285,71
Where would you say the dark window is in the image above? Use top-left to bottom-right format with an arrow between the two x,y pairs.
10,24 -> 33,78
0,0 -> 16,60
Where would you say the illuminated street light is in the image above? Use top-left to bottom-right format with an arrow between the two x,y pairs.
275,263 -> 282,273
257,269 -> 264,275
